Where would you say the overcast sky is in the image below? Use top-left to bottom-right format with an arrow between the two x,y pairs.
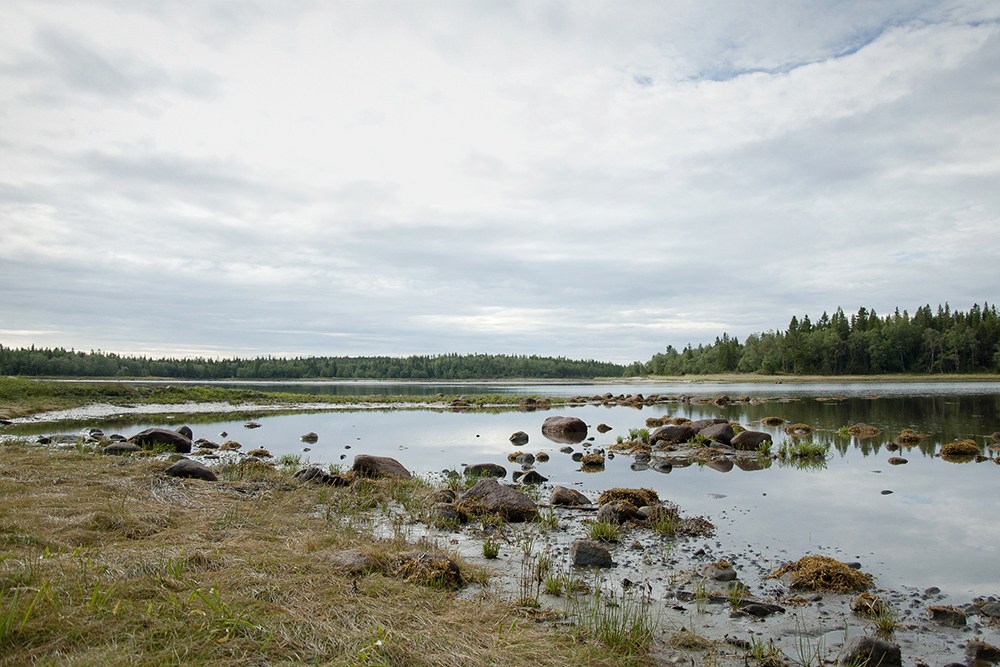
1,1 -> 998,363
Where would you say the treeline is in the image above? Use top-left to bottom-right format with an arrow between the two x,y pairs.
0,348 -> 626,380
645,303 -> 1000,375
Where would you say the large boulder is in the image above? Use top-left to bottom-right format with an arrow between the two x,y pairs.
699,422 -> 735,445
129,428 -> 193,453
164,459 -> 217,481
541,416 -> 588,444
352,455 -> 411,479
456,479 -> 537,521
650,424 -> 697,445
731,430 -> 773,450
571,539 -> 614,568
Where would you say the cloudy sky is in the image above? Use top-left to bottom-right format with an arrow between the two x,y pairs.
1,1 -> 998,363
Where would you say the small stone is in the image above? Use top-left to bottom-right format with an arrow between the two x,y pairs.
571,539 -> 614,568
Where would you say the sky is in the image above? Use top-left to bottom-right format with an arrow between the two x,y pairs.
1,1 -> 999,364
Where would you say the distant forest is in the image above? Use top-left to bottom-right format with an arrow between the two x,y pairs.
2,303 -> 998,379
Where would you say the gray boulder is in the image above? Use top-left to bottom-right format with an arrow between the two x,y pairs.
650,424 -> 697,445
838,636 -> 901,667
352,455 -> 411,479
699,422 -> 735,444
325,549 -> 376,574
164,459 -> 217,481
129,428 -> 193,453
456,479 -> 537,521
571,539 -> 614,568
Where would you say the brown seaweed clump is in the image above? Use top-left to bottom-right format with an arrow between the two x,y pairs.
761,416 -> 785,427
784,423 -> 813,436
246,448 -> 272,458
848,423 -> 882,438
940,439 -> 980,463
646,417 -> 667,428
598,487 -> 659,507
507,451 -> 523,462
896,429 -> 924,445
668,417 -> 692,426
768,555 -> 872,593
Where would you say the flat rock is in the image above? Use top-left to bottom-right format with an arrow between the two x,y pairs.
164,459 -> 217,481
352,455 -> 411,479
464,463 -> 507,478
456,478 -> 537,521
128,428 -> 193,453
549,486 -> 590,506
571,539 -> 614,568
838,636 -> 901,667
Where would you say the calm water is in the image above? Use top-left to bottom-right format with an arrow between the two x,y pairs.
20,382 -> 1000,601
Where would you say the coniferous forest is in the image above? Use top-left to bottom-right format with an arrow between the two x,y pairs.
2,303 -> 998,379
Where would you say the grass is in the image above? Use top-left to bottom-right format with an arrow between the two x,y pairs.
572,584 -> 657,656
777,440 -> 831,460
588,521 -> 621,543
626,428 -> 650,443
0,440 -> 650,667
482,537 -> 500,559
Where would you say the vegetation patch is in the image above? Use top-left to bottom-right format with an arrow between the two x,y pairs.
768,555 -> 872,592
761,417 -> 785,427
847,423 -> 882,438
940,439 -> 980,462
895,429 -> 924,445
597,488 -> 659,508
783,423 -> 813,436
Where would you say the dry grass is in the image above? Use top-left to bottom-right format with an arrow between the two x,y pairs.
597,488 -> 659,508
768,555 -> 872,593
0,442 -> 649,667
940,439 -> 979,460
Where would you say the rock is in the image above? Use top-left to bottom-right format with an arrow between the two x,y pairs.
244,421 -> 262,429
571,452 -> 584,462
194,439 -> 219,449
979,602 -> 1000,617
650,424 -> 697,445
541,416 -> 588,443
699,423 -> 735,445
887,457 -> 907,465
597,501 -> 641,525
740,602 -> 785,617
128,428 -> 193,453
549,486 -> 590,506
966,640 -> 1000,662
571,539 -> 614,568
352,455 -> 411,479
731,430 -> 773,450
325,549 -> 376,574
83,427 -> 104,439
650,459 -> 673,473
429,503 -> 467,524
559,446 -> 574,454
102,442 -> 141,456
300,432 -> 319,443
176,425 -> 193,439
164,459 -> 218,481
509,431 -> 529,445
464,463 -> 506,478
515,452 -> 535,465
706,459 -> 734,473
838,636 -> 901,667
293,467 -> 350,486
518,470 -> 548,484
927,605 -> 967,626
702,563 -> 737,581
535,452 -> 549,462
596,423 -> 612,433
689,418 -> 729,431
456,479 -> 537,521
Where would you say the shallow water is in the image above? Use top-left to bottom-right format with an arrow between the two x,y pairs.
17,383 -> 1000,603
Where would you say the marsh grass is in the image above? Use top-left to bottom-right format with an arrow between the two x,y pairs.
572,583 -> 657,656
588,521 -> 621,543
0,441 -> 643,667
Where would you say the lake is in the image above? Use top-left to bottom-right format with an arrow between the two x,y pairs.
15,380 -> 1000,604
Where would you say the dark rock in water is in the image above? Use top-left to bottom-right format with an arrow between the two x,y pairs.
699,422 -> 735,445
464,463 -> 507,478
83,427 -> 105,439
966,639 -> 1000,662
176,425 -> 193,439
634,452 -> 651,464
559,446 -> 574,454
519,470 -> 548,484
300,432 -> 319,443
596,423 -> 612,433
219,431 -> 228,438
103,442 -> 141,456
129,428 -> 193,453
706,459 -> 734,473
571,539 -> 614,568
881,490 -> 893,495
630,462 -> 649,471
195,439 -> 219,449
509,431 -> 529,445
549,486 -> 590,506
888,457 -> 907,465
731,430 -> 772,450
515,452 -> 535,465
650,424 -> 697,445
293,467 -> 350,486
838,636 -> 901,667
164,459 -> 217,481
456,479 -> 537,521
571,452 -> 584,462
244,421 -> 262,429
108,434 -> 127,442
352,455 -> 411,479
927,605 -> 967,626
597,501 -> 641,525
650,460 -> 673,474
541,416 -> 588,444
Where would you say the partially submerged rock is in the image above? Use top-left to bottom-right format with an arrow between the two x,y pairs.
464,463 -> 506,478
650,424 -> 697,445
848,423 -> 882,438
128,428 -> 193,453
455,478 -> 537,521
352,455 -> 412,479
541,416 -> 588,443
940,439 -> 979,462
509,431 -> 529,445
731,430 -> 772,450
